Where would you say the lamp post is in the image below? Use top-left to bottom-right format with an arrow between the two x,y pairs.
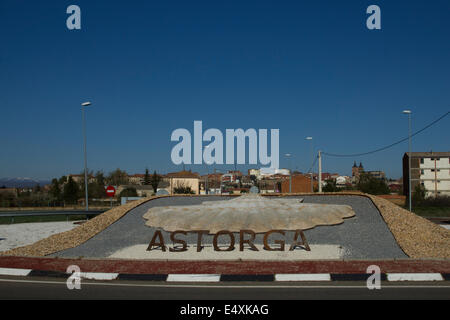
81,101 -> 92,211
285,153 -> 292,193
205,145 -> 211,195
305,137 -> 313,192
403,110 -> 412,212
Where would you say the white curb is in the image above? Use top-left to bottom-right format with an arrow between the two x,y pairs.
80,272 -> 119,281
0,267 -> 32,276
167,274 -> 221,282
387,273 -> 444,282
275,273 -> 331,281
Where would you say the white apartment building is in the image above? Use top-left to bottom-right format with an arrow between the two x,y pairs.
403,152 -> 450,197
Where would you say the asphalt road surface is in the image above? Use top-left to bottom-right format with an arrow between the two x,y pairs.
0,276 -> 448,300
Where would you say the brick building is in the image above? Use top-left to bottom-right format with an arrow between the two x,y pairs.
281,174 -> 317,193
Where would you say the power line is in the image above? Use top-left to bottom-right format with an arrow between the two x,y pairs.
322,110 -> 449,158
306,154 -> 318,173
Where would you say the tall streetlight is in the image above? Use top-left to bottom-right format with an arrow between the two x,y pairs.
285,153 -> 292,193
305,137 -> 313,192
204,145 -> 211,195
81,101 -> 92,211
403,110 -> 412,212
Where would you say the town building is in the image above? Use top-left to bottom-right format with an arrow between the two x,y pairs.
128,174 -> 145,185
403,152 -> 450,197
351,162 -> 364,183
259,178 -> 281,193
0,188 -> 17,198
248,168 -> 260,178
68,174 -> 95,184
351,162 -> 386,184
248,168 -> 291,180
367,170 -> 386,180
165,170 -> 200,195
199,173 -> 223,194
116,184 -> 169,197
280,174 -> 317,193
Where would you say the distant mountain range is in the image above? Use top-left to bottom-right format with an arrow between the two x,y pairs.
0,177 -> 51,188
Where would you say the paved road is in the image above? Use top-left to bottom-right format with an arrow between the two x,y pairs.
0,210 -> 104,217
0,276 -> 448,300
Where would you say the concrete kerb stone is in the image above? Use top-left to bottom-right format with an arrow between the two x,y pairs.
0,266 -> 449,283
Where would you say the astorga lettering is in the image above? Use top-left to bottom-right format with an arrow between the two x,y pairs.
147,229 -> 310,252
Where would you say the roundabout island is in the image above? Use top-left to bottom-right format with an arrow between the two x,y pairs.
1,193 -> 449,277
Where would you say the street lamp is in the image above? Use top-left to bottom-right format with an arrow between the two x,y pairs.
285,153 -> 292,193
81,101 -> 92,211
305,137 -> 313,192
205,145 -> 211,195
403,110 -> 412,212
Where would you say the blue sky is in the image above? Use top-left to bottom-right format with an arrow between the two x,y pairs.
1,0 -> 449,180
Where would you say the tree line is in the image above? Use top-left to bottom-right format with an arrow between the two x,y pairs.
322,172 -> 391,195
0,168 -> 162,207
50,169 -> 163,204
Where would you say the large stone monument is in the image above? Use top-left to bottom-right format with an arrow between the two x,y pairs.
143,194 -> 355,233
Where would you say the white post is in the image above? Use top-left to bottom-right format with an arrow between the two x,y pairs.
305,137 -> 313,192
403,110 -> 412,212
81,102 -> 92,211
408,114 -> 412,212
310,140 -> 313,192
318,150 -> 322,193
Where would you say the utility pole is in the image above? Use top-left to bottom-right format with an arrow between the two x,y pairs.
305,137 -> 313,192
81,101 -> 92,211
318,150 -> 322,193
285,153 -> 292,193
403,110 -> 412,212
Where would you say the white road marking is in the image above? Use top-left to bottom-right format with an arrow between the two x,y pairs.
1,278 -> 449,289
167,274 -> 221,282
80,272 -> 119,280
387,273 -> 444,281
275,274 -> 331,281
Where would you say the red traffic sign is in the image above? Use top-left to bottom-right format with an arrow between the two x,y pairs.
106,185 -> 116,197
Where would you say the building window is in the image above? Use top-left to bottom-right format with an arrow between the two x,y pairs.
420,158 -> 424,164
431,169 -> 435,172
421,169 -> 424,174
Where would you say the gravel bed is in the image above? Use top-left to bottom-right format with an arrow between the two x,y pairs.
53,195 -> 408,260
0,221 -> 79,252
367,195 -> 450,259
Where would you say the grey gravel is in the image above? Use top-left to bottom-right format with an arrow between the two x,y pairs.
54,195 -> 408,260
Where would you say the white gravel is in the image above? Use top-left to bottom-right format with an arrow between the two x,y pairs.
0,222 -> 80,252
108,244 -> 344,260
